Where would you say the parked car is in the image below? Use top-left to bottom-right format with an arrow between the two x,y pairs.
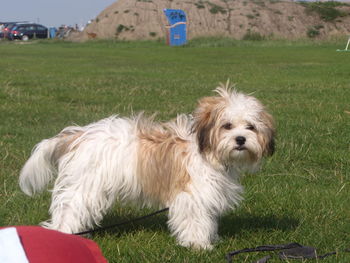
7,23 -> 48,41
0,21 -> 31,39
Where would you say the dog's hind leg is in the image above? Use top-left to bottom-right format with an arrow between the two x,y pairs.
41,172 -> 117,234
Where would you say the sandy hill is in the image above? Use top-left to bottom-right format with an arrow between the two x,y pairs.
70,0 -> 350,41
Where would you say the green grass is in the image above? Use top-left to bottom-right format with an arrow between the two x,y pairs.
0,38 -> 349,262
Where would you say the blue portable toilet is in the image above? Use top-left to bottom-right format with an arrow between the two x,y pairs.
163,9 -> 187,46
49,27 -> 57,38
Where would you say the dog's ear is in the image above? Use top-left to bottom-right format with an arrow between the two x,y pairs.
260,111 -> 276,156
192,96 -> 223,152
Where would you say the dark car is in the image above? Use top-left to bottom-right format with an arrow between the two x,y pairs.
1,21 -> 31,38
8,23 -> 48,41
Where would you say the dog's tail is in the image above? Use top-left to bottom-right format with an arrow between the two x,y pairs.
19,137 -> 60,196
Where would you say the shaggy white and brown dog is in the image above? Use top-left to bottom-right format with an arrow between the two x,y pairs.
19,82 -> 275,249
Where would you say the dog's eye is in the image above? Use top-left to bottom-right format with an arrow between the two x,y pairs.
222,123 -> 232,130
246,124 -> 255,131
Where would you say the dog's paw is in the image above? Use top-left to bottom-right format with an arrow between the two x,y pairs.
192,243 -> 214,250
179,240 -> 213,250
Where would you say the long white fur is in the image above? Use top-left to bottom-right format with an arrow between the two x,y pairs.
19,138 -> 60,196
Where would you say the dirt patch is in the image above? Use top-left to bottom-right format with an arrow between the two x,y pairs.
69,0 -> 350,41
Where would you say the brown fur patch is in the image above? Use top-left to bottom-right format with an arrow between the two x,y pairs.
137,127 -> 191,204
52,131 -> 84,162
192,96 -> 226,153
259,111 -> 276,156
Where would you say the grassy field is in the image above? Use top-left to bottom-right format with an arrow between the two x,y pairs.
0,38 -> 349,262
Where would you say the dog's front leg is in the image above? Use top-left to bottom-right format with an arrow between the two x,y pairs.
167,192 -> 218,250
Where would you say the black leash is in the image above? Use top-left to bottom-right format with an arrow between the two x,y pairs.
226,243 -> 300,263
226,242 -> 349,263
74,207 -> 169,236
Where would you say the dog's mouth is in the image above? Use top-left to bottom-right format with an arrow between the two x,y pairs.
234,146 -> 247,151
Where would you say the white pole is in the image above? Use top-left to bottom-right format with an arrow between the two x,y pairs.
345,37 -> 350,51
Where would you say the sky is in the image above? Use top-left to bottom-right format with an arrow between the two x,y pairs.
0,0 -> 116,28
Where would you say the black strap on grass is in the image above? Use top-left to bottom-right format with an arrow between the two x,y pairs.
226,242 -> 347,263
74,207 -> 169,236
279,244 -> 336,260
226,243 -> 301,263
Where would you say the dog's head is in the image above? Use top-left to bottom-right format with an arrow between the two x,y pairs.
192,82 -> 275,171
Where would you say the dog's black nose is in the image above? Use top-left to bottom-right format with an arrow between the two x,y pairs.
236,136 -> 246,146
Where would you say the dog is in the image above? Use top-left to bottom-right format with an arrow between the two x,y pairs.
19,82 -> 275,249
